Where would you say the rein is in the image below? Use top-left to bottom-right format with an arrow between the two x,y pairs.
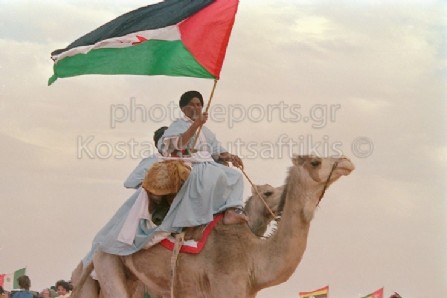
317,161 -> 338,206
240,168 -> 276,219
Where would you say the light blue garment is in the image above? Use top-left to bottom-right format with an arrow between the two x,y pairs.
155,117 -> 245,225
123,154 -> 160,189
158,161 -> 243,228
158,117 -> 227,157
84,162 -> 243,264
83,118 -> 244,263
83,189 -> 142,264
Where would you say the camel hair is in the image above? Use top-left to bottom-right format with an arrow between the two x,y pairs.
72,155 -> 354,298
71,184 -> 284,298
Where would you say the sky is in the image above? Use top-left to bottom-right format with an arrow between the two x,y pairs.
0,0 -> 446,297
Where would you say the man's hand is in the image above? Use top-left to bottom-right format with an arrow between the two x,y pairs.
194,112 -> 208,126
219,152 -> 244,170
230,154 -> 244,170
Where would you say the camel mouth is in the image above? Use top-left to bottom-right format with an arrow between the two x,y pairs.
335,158 -> 355,175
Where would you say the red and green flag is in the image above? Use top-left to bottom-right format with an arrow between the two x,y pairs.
299,285 -> 329,298
361,287 -> 384,298
0,268 -> 26,291
49,0 -> 239,85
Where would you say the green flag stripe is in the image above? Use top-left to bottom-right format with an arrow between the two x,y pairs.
13,268 -> 26,289
49,40 -> 214,84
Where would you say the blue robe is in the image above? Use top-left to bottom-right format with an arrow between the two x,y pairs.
83,118 -> 244,264
123,154 -> 162,189
157,117 -> 244,228
158,117 -> 227,157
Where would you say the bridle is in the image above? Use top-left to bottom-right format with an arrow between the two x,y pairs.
317,161 -> 338,206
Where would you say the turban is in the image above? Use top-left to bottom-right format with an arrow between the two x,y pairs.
179,91 -> 203,108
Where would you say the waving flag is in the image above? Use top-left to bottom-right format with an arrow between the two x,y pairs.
361,287 -> 384,298
299,285 -> 329,298
49,0 -> 239,85
0,268 -> 26,291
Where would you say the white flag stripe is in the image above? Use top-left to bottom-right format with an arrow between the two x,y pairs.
53,25 -> 181,62
3,272 -> 14,291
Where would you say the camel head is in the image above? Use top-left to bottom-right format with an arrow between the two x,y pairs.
245,184 -> 284,236
291,155 -> 354,184
285,155 -> 355,222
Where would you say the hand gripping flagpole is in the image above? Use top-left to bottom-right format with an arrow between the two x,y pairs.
191,79 -> 218,149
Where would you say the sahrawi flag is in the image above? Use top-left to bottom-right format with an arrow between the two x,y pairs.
361,287 -> 384,298
299,285 -> 329,298
0,268 -> 26,291
49,0 -> 239,85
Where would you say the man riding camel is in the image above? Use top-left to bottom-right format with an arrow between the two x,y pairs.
82,90 -> 247,266
156,90 -> 248,226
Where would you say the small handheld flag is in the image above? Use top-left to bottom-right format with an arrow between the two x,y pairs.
299,285 -> 329,298
362,287 -> 384,298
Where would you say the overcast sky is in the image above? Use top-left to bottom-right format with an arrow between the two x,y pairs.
0,0 -> 446,297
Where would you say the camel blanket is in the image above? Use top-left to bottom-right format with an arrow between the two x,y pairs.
160,214 -> 223,254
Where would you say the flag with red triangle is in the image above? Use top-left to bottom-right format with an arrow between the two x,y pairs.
361,287 -> 384,298
49,0 -> 239,85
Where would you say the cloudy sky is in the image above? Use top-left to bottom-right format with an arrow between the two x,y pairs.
0,0 -> 446,297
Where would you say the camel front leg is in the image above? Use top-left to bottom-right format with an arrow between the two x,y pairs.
93,251 -> 130,298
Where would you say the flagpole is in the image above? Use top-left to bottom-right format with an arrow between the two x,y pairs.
192,79 -> 218,149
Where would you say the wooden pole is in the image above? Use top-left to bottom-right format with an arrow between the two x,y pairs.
191,79 -> 218,149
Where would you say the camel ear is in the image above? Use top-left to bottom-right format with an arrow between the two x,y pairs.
292,155 -> 305,166
251,185 -> 258,194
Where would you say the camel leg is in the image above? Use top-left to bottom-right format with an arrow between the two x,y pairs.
130,281 -> 147,298
93,251 -> 130,298
82,274 -> 100,298
71,261 -> 99,298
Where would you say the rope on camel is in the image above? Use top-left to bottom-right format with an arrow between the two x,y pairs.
240,168 -> 276,219
170,231 -> 185,298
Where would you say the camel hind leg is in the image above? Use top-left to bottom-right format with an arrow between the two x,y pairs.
71,261 -> 99,298
93,251 -> 130,298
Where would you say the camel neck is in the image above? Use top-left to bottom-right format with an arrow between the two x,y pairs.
253,168 -> 315,288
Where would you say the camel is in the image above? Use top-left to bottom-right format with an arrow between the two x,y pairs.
245,184 -> 285,236
73,155 -> 354,298
71,183 -> 284,298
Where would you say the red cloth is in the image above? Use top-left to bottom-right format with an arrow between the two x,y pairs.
160,214 -> 223,254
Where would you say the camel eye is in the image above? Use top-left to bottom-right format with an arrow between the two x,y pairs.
263,191 -> 273,197
310,160 -> 321,167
